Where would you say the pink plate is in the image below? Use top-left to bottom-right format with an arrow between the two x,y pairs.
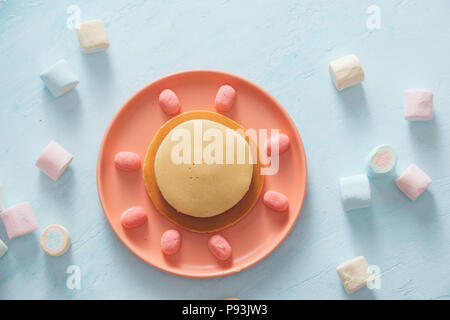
96,70 -> 307,278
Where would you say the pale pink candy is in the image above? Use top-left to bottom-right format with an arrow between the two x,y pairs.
120,206 -> 148,229
404,89 -> 433,121
215,85 -> 236,112
0,202 -> 39,239
35,141 -> 73,181
159,89 -> 181,115
266,133 -> 290,156
208,234 -> 232,261
161,229 -> 181,256
114,152 -> 141,171
263,190 -> 289,212
395,164 -> 432,201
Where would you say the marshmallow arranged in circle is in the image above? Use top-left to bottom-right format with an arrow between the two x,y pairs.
160,229 -> 181,256
0,238 -> 7,258
339,174 -> 371,211
159,89 -> 181,115
36,141 -> 73,181
76,20 -> 110,54
215,85 -> 236,112
395,164 -> 432,201
404,89 -> 433,121
114,152 -> 141,171
0,185 -> 5,212
0,202 -> 39,239
365,145 -> 397,177
40,224 -> 71,256
121,206 -> 148,229
208,234 -> 232,261
266,133 -> 290,156
40,59 -> 79,97
263,190 -> 289,212
336,256 -> 374,294
329,54 -> 364,91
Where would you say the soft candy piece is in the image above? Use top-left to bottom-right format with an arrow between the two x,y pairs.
215,85 -> 236,112
266,133 -> 290,156
208,234 -> 232,261
339,174 -> 371,211
0,238 -> 7,258
36,141 -> 73,181
263,190 -> 289,212
40,59 -> 79,97
114,152 -> 141,171
160,229 -> 181,256
0,185 -> 5,212
365,145 -> 397,177
0,202 -> 39,239
76,20 -> 110,54
121,206 -> 148,229
159,89 -> 181,115
395,164 -> 432,201
40,224 -> 71,256
329,54 -> 365,91
404,89 -> 433,121
336,256 -> 374,294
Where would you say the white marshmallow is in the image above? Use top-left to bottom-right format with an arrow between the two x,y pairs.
339,174 -> 371,211
40,59 -> 79,97
77,20 -> 110,54
329,54 -> 365,91
336,256 -> 374,294
0,237 -> 7,258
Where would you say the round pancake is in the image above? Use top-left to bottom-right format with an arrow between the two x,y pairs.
154,119 -> 253,218
143,111 -> 264,233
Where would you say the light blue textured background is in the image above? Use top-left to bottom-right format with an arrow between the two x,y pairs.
0,0 -> 449,300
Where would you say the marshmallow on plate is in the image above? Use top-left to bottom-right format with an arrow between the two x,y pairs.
329,54 -> 364,91
0,238 -> 7,258
336,256 -> 374,294
339,174 -> 371,211
40,224 -> 71,256
159,89 -> 181,115
215,85 -> 236,112
0,185 -> 5,212
77,20 -> 110,53
161,229 -> 181,256
404,89 -> 433,121
208,234 -> 232,261
40,59 -> 79,97
36,141 -> 73,181
395,164 -> 432,201
365,145 -> 397,178
0,202 -> 39,239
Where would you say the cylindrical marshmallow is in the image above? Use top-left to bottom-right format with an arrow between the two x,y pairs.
395,164 -> 432,201
339,174 -> 371,211
215,85 -> 236,112
208,234 -> 232,261
40,224 -> 71,256
77,20 -> 110,54
160,229 -> 181,256
114,152 -> 141,171
0,202 -> 39,239
35,141 -> 73,181
266,133 -> 291,156
159,89 -> 181,115
329,54 -> 364,91
40,59 -> 79,97
365,145 -> 397,178
121,206 -> 148,229
0,237 -> 8,258
404,89 -> 433,121
263,190 -> 289,212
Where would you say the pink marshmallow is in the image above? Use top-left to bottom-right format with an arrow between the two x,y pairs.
266,133 -> 290,156
120,206 -> 148,229
208,234 -> 232,261
404,89 -> 433,121
263,190 -> 289,212
159,89 -> 181,116
160,229 -> 181,256
0,202 -> 39,239
215,85 -> 236,112
35,141 -> 73,181
395,164 -> 432,201
114,152 -> 141,171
